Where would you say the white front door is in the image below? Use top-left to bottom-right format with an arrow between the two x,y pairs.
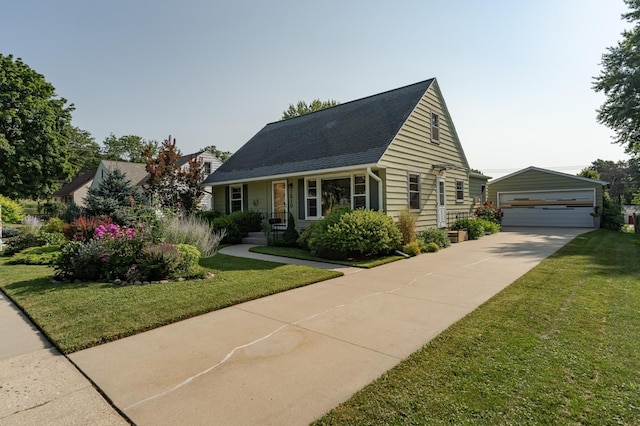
436,177 -> 447,228
272,181 -> 288,227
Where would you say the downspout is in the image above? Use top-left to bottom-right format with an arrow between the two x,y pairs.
367,167 -> 383,212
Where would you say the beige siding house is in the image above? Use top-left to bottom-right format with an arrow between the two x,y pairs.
488,166 -> 608,227
52,169 -> 95,207
203,78 -> 481,231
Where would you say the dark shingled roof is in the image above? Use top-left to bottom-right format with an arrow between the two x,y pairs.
53,169 -> 96,196
204,79 -> 435,184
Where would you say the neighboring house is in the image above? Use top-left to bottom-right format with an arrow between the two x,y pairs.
90,160 -> 149,191
177,151 -> 223,210
487,166 -> 608,228
90,154 -> 222,210
203,78 -> 480,231
52,169 -> 96,207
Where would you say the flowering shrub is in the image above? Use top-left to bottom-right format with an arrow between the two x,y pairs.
474,201 -> 503,223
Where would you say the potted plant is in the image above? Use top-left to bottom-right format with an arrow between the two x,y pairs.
590,207 -> 601,228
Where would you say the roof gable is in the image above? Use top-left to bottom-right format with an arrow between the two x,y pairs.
205,79 -> 435,184
52,169 -> 95,196
490,166 -> 608,186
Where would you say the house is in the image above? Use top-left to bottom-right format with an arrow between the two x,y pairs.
90,154 -> 222,210
177,151 -> 223,210
52,169 -> 96,207
90,160 -> 149,190
203,78 -> 480,230
622,205 -> 640,225
487,166 -> 608,228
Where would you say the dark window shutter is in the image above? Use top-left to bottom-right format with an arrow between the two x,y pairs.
242,184 -> 248,211
298,178 -> 305,220
225,186 -> 230,215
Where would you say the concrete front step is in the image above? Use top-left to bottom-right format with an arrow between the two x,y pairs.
242,232 -> 268,245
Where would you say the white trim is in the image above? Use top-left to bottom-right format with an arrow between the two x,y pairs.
455,179 -> 464,203
304,172 -> 371,220
430,111 -> 440,144
205,163 -> 384,187
229,184 -> 243,213
408,171 -> 421,211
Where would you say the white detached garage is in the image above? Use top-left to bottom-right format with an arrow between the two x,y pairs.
487,167 -> 607,228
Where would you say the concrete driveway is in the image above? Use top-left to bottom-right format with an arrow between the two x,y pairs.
69,227 -> 588,425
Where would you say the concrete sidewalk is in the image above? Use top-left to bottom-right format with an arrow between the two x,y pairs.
219,244 -> 363,275
68,227 -> 588,425
0,292 -> 128,425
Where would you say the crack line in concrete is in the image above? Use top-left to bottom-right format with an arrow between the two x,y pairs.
462,255 -> 503,268
124,271 -> 432,411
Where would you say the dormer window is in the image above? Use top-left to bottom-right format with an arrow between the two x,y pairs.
431,112 -> 440,143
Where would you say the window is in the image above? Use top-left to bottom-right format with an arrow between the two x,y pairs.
456,180 -> 464,202
481,184 -> 487,203
203,162 -> 212,175
431,112 -> 440,143
305,174 -> 369,219
353,174 -> 367,209
306,179 -> 318,218
230,185 -> 243,212
321,177 -> 351,216
408,172 -> 420,210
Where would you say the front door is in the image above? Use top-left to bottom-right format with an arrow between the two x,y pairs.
272,181 -> 287,227
436,177 -> 447,228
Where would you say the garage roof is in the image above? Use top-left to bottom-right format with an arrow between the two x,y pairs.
489,166 -> 608,186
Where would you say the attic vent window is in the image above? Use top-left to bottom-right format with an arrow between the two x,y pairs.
431,112 -> 440,143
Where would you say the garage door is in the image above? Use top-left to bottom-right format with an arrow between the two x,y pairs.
498,189 -> 595,227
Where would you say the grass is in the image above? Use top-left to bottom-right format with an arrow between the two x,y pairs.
0,254 -> 341,354
314,230 -> 640,425
249,245 -> 404,268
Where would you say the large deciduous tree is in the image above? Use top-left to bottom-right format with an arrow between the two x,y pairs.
68,126 -> 102,172
144,135 -> 204,214
0,54 -> 75,199
593,0 -> 640,155
281,98 -> 339,120
102,133 -> 158,163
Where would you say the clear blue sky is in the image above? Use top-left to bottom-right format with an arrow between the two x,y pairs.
0,0 -> 631,178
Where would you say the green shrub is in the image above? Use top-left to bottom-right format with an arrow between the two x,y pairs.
229,210 -> 264,234
451,218 -> 485,240
310,209 -> 402,260
176,244 -> 202,277
601,194 -> 624,231
43,217 -> 65,234
425,242 -> 440,253
474,201 -> 503,223
476,218 -> 500,234
196,210 -> 222,222
62,201 -> 83,223
281,213 -> 299,247
42,200 -> 67,219
3,232 -> 65,256
2,226 -> 20,238
8,245 -> 61,265
0,195 -> 25,223
210,216 -> 243,244
402,241 -> 421,256
417,227 -> 451,249
137,243 -> 184,281
54,240 -> 105,281
297,224 -> 316,250
397,210 -> 417,244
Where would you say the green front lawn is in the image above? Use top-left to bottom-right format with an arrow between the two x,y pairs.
314,230 -> 640,425
248,246 -> 404,268
0,254 -> 341,354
